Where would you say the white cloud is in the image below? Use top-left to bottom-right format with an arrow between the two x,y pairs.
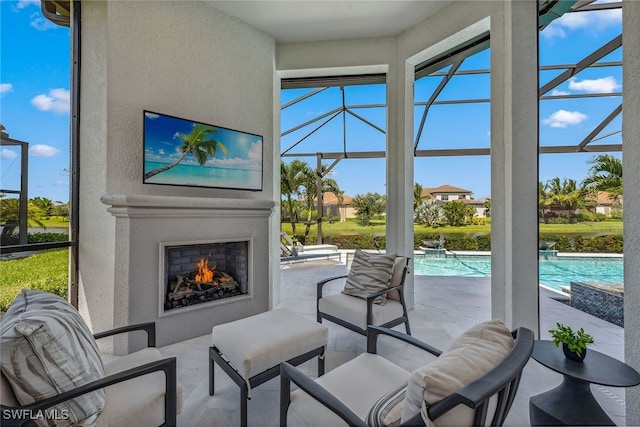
16,0 -> 39,9
543,110 -> 587,128
1,148 -> 18,159
0,83 -> 13,94
31,88 -> 70,113
29,144 -> 60,157
551,89 -> 570,96
247,140 -> 262,161
145,112 -> 160,120
541,8 -> 621,39
30,13 -> 57,31
568,76 -> 620,93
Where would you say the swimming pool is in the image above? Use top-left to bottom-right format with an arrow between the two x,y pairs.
413,254 -> 623,291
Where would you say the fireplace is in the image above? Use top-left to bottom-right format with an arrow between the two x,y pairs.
162,240 -> 249,312
101,194 -> 275,346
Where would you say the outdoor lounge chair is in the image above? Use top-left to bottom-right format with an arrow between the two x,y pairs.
280,321 -> 535,427
317,253 -> 411,335
1,290 -> 182,427
280,232 -> 341,263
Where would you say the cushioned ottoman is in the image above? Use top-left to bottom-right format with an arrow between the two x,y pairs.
209,308 -> 328,426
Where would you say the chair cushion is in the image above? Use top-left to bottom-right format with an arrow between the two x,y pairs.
343,250 -> 396,304
288,353 -> 410,426
97,347 -> 183,427
401,320 -> 514,426
0,290 -> 105,426
212,308 -> 328,381
366,381 -> 407,427
318,293 -> 404,330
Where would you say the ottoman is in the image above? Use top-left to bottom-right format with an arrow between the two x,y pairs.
209,308 -> 329,426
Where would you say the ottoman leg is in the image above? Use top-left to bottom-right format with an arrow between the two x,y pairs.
209,347 -> 216,396
240,383 -> 249,427
318,351 -> 325,376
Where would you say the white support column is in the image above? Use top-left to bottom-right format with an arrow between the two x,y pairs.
490,1 -> 539,333
623,0 -> 640,423
386,52 -> 415,309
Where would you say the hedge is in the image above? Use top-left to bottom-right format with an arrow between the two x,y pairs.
325,233 -> 623,253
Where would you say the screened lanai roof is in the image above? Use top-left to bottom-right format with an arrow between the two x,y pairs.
281,0 -> 622,161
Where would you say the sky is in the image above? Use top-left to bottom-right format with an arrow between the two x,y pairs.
1,0 -> 70,202
1,1 -> 623,203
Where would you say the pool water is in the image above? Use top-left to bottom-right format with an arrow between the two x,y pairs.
414,255 -> 623,291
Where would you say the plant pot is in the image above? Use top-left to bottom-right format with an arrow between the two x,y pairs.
563,343 -> 586,362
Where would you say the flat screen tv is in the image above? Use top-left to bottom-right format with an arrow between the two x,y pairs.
143,110 -> 263,191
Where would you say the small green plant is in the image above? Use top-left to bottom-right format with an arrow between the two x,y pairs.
549,323 -> 594,357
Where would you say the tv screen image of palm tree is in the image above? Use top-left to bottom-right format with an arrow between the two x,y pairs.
143,111 -> 263,190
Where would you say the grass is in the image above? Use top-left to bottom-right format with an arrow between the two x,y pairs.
37,217 -> 70,229
0,249 -> 69,312
282,219 -> 623,239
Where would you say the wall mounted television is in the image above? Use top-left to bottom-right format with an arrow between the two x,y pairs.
143,110 -> 263,191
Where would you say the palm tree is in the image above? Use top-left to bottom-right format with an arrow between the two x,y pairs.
547,177 -> 585,212
413,183 -> 425,211
300,164 -> 342,243
539,181 -> 551,218
582,154 -> 623,201
144,124 -> 227,180
281,160 -> 310,235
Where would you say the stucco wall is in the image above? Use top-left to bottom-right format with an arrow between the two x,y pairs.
623,0 -> 640,423
79,0 -> 275,336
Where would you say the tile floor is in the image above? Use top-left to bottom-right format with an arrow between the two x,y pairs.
160,258 -> 629,426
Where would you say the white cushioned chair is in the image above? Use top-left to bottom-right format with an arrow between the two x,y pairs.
0,290 -> 182,427
280,321 -> 534,427
317,254 -> 411,336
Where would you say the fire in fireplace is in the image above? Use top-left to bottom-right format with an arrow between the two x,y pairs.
163,241 -> 248,311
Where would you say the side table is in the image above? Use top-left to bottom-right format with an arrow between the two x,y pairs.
529,340 -> 640,426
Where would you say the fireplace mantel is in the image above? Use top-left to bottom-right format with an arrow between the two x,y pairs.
101,194 -> 275,218
101,194 -> 275,346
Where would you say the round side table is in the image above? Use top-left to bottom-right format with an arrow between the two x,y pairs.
529,340 -> 640,426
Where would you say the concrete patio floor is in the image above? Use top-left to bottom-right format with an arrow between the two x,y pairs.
161,257 -> 629,426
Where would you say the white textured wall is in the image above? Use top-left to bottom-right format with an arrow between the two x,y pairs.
623,0 -> 640,422
79,0 -> 275,335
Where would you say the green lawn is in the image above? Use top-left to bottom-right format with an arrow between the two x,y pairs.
282,220 -> 623,239
0,249 -> 68,311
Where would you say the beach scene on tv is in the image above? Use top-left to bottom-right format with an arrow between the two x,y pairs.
143,111 -> 263,190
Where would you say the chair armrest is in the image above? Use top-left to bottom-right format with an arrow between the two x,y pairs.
317,275 -> 348,300
366,326 -> 442,357
1,357 -> 177,427
280,362 -> 366,427
93,322 -> 156,347
365,283 -> 405,302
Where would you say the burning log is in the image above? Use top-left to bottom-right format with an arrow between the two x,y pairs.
166,259 -> 242,309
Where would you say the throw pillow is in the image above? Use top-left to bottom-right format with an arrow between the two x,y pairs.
400,320 -> 514,426
343,249 -> 396,304
0,290 -> 105,426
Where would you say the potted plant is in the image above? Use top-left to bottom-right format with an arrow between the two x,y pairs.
549,322 -> 594,362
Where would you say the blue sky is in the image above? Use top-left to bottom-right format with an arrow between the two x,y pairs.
1,1 -> 623,203
1,0 -> 70,202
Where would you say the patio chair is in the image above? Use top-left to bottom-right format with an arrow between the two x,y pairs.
317,251 -> 411,335
280,321 -> 534,427
1,290 -> 181,427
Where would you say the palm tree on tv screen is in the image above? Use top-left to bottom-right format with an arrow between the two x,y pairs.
144,124 -> 228,180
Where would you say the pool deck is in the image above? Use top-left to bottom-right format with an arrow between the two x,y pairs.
162,256 -> 629,427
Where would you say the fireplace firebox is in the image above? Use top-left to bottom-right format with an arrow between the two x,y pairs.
162,240 -> 249,312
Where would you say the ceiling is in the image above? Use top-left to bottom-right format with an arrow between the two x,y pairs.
209,1 -> 450,43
